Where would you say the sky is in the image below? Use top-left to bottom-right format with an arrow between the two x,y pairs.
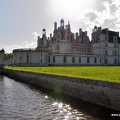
0,0 -> 120,53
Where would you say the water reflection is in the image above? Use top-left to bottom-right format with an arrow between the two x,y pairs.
51,101 -> 87,120
0,75 -> 4,80
0,75 -> 119,120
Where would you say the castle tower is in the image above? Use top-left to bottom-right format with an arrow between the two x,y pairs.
42,28 -> 46,37
37,36 -> 41,48
68,21 -> 71,32
94,25 -> 97,32
60,19 -> 65,39
60,19 -> 64,28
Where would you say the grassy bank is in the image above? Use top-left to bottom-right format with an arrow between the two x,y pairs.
5,66 -> 120,83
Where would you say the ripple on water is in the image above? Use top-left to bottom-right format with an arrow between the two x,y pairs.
0,76 -> 92,120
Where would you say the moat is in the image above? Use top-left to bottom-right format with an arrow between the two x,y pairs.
0,75 -> 119,120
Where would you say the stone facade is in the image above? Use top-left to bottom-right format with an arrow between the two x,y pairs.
11,19 -> 120,66
13,49 -> 48,66
92,26 -> 120,65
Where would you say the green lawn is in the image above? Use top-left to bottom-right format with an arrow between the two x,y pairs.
5,66 -> 120,83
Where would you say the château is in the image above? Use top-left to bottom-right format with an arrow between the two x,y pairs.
1,19 -> 120,66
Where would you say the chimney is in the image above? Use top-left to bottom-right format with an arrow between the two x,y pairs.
54,22 -> 57,30
76,32 -> 78,39
79,28 -> 82,36
50,33 -> 52,39
117,32 -> 119,36
85,31 -> 87,36
98,27 -> 101,33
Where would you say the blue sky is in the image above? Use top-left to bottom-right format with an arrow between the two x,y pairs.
1,0 -> 120,53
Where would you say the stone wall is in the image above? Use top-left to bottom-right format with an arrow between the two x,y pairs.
4,68 -> 120,112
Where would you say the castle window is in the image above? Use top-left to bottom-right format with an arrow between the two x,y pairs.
72,57 -> 75,63
105,36 -> 108,41
82,48 -> 83,51
105,50 -> 107,55
87,57 -> 89,63
77,47 -> 79,51
100,59 -> 101,63
105,43 -> 107,47
115,51 -> 117,56
63,56 -> 66,63
48,56 -> 50,63
114,36 -> 117,43
114,59 -> 117,64
57,33 -> 60,38
53,56 -> 55,63
57,45 -> 59,50
98,36 -> 100,40
87,48 -> 89,52
105,59 -> 107,64
79,57 -> 81,63
80,47 -> 81,51
27,53 -> 29,63
84,48 -> 86,52
112,51 -> 114,56
94,58 -> 97,63
41,59 -> 42,63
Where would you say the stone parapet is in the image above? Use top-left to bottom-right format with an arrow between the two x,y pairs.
4,69 -> 120,112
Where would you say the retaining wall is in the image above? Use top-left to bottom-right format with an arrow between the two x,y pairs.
4,69 -> 120,112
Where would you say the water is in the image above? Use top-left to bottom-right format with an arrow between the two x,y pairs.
0,75 -> 119,120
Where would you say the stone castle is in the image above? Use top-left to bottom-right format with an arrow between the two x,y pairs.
2,19 -> 120,66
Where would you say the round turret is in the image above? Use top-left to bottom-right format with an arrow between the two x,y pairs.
94,25 -> 97,30
60,19 -> 64,23
42,28 -> 46,35
94,25 -> 97,32
0,48 -> 5,53
60,19 -> 64,27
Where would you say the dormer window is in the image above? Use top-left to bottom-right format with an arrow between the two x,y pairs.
57,45 -> 59,50
57,33 -> 60,38
113,36 -> 117,43
105,35 -> 108,41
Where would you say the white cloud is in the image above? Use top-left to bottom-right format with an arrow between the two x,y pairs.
3,45 -> 23,53
3,39 -> 37,53
26,32 -> 39,48
31,32 -> 39,39
24,39 -> 36,48
80,0 -> 120,37
3,32 -> 38,53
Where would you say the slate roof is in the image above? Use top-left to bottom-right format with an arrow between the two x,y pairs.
101,29 -> 120,43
